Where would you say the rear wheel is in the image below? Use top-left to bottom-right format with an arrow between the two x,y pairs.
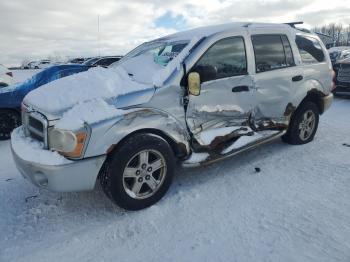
282,102 -> 319,145
100,133 -> 175,211
0,110 -> 21,140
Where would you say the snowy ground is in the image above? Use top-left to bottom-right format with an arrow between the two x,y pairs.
1,97 -> 350,262
12,69 -> 40,84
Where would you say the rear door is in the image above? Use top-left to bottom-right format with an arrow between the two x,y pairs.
294,34 -> 331,92
250,33 -> 298,126
185,36 -> 255,145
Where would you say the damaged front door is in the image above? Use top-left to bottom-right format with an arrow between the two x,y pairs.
186,36 -> 255,146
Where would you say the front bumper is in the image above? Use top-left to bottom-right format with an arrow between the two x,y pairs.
12,144 -> 106,192
334,82 -> 350,93
321,93 -> 333,113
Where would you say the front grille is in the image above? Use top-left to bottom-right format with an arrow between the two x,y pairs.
28,117 -> 44,133
337,64 -> 350,83
22,109 -> 48,146
28,115 -> 44,142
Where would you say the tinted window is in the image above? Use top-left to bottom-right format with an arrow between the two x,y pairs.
96,58 -> 120,67
281,35 -> 294,66
252,35 -> 294,73
84,57 -> 100,66
295,35 -> 325,64
193,37 -> 247,82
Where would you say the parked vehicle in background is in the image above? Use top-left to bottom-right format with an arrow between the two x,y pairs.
26,61 -> 36,69
0,64 -> 92,140
68,57 -> 86,64
12,22 -> 333,210
0,64 -> 13,87
21,61 -> 34,69
333,57 -> 350,94
84,56 -> 123,67
31,60 -> 53,69
328,46 -> 350,65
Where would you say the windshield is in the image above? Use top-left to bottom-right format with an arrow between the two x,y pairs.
84,57 -> 100,66
115,39 -> 189,68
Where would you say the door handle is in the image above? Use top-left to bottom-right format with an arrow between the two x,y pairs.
232,85 -> 249,92
292,75 -> 303,82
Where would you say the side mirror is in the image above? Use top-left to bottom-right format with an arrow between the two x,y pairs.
188,72 -> 201,96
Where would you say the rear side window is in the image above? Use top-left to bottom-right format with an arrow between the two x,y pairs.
295,35 -> 325,64
252,35 -> 295,73
193,37 -> 247,82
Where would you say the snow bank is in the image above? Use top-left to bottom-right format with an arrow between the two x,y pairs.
11,127 -> 71,165
55,99 -> 124,130
24,67 -> 151,113
12,69 -> 40,84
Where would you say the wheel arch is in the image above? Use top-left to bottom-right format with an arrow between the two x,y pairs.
86,108 -> 192,160
298,89 -> 326,115
106,128 -> 189,160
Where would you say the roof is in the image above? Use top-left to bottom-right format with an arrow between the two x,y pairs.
160,22 -> 293,41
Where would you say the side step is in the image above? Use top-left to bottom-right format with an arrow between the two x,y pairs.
182,130 -> 285,167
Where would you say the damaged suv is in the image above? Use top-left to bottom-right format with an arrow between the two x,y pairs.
12,22 -> 334,210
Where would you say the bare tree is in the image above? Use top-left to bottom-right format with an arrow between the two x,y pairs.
312,23 -> 350,47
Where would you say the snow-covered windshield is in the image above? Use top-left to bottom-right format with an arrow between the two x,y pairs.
110,39 -> 190,84
117,40 -> 189,67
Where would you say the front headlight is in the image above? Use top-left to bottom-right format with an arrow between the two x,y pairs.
48,128 -> 88,158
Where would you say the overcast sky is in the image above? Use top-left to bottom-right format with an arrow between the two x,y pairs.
1,0 -> 350,66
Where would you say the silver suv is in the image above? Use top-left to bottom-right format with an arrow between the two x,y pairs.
12,22 -> 334,210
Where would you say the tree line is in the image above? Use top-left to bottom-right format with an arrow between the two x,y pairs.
313,23 -> 350,46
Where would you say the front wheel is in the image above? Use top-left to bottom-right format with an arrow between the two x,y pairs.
0,110 -> 21,140
282,102 -> 319,145
100,133 -> 175,211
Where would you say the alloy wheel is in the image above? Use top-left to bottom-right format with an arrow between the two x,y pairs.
122,149 -> 167,199
298,110 -> 316,141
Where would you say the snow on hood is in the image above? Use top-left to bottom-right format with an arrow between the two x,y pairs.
54,98 -> 125,130
23,37 -> 200,129
24,66 -> 152,114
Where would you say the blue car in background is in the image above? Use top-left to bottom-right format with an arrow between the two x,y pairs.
0,64 -> 91,140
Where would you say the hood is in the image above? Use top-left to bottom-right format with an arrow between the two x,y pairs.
23,66 -> 155,119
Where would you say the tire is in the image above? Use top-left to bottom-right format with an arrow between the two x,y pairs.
100,133 -> 175,211
0,110 -> 21,140
282,101 -> 319,145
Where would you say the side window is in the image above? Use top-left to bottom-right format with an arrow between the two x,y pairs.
252,35 -> 294,73
96,58 -> 109,66
281,35 -> 294,66
295,35 -> 325,64
193,37 -> 247,83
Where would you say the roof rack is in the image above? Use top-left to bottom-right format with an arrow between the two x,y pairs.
284,21 -> 304,28
284,21 -> 311,33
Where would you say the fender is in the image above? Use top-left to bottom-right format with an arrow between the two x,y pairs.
289,79 -> 328,118
84,107 -> 191,158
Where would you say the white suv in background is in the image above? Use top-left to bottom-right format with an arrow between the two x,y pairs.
0,64 -> 13,87
31,60 -> 52,69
